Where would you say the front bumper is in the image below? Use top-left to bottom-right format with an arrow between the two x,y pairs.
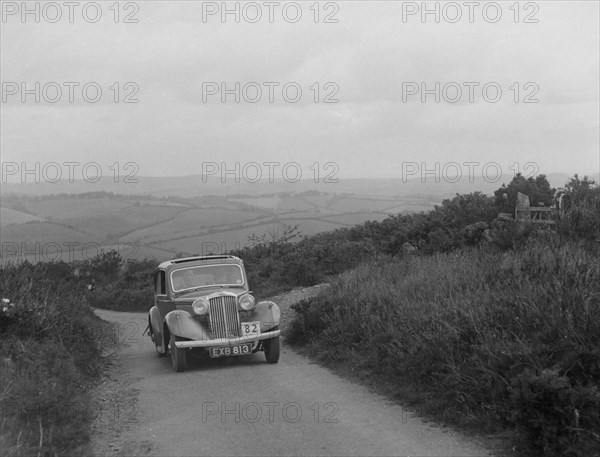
173,329 -> 280,349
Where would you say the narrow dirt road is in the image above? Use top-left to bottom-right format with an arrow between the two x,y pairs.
91,286 -> 496,457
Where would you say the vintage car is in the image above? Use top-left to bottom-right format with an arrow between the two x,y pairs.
147,255 -> 281,372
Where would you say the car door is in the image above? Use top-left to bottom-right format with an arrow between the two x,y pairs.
154,269 -> 173,319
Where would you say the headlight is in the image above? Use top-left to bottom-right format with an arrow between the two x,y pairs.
192,298 -> 209,315
239,294 -> 256,311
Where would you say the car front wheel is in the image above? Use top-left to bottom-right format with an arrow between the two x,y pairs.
170,334 -> 187,372
264,336 -> 280,364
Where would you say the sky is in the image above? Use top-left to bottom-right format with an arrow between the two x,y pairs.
1,1 -> 599,183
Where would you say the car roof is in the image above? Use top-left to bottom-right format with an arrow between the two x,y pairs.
156,255 -> 244,271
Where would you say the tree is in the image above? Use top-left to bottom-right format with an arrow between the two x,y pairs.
246,224 -> 301,248
557,175 -> 600,240
494,174 -> 555,213
88,250 -> 123,283
563,174 -> 597,203
437,192 -> 497,226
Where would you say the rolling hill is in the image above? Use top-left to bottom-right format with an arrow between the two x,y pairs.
3,173 -> 596,263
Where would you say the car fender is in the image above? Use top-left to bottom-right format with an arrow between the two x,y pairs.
149,306 -> 163,341
253,301 -> 280,332
165,310 -> 209,340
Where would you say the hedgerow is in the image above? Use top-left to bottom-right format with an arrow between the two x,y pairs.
0,261 -> 112,457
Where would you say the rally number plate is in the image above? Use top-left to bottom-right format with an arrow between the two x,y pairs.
241,321 -> 261,337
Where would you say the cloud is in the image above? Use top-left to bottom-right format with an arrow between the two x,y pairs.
1,1 -> 598,178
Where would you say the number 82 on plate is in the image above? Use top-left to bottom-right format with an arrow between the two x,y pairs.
241,321 -> 260,336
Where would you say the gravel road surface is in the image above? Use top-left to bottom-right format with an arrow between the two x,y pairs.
91,285 -> 495,457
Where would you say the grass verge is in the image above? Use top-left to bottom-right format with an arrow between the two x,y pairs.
287,235 -> 600,456
0,261 -> 115,457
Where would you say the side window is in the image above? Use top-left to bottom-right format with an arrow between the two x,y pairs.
155,270 -> 166,295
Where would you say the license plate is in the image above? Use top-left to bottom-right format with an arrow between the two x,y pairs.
241,321 -> 261,337
209,344 -> 252,358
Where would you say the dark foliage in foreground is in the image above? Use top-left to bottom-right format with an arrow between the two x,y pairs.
0,261 -> 113,457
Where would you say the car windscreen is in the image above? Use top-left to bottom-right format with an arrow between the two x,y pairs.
170,264 -> 245,292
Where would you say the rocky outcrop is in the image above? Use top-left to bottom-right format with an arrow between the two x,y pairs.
400,241 -> 417,255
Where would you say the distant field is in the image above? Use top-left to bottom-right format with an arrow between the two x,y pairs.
276,196 -> 316,212
183,197 -> 246,210
122,208 -> 269,243
63,205 -> 186,238
326,197 -> 400,213
383,202 -> 436,214
232,195 -> 407,213
248,211 -> 390,227
0,191 -> 437,262
0,221 -> 95,261
229,196 -> 320,212
152,218 -> 345,256
264,209 -> 341,219
230,197 -> 281,210
0,207 -> 44,226
320,212 -> 390,225
280,218 -> 348,236
302,194 -> 336,207
24,197 -> 132,219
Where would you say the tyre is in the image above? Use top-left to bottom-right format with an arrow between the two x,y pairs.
170,334 -> 187,372
264,336 -> 280,364
152,331 -> 167,357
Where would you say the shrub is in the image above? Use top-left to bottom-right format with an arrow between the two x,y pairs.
0,261 -> 110,456
87,280 -> 153,312
557,189 -> 600,241
511,368 -> 600,457
86,258 -> 155,312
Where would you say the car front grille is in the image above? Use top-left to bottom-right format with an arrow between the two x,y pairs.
208,295 -> 240,339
